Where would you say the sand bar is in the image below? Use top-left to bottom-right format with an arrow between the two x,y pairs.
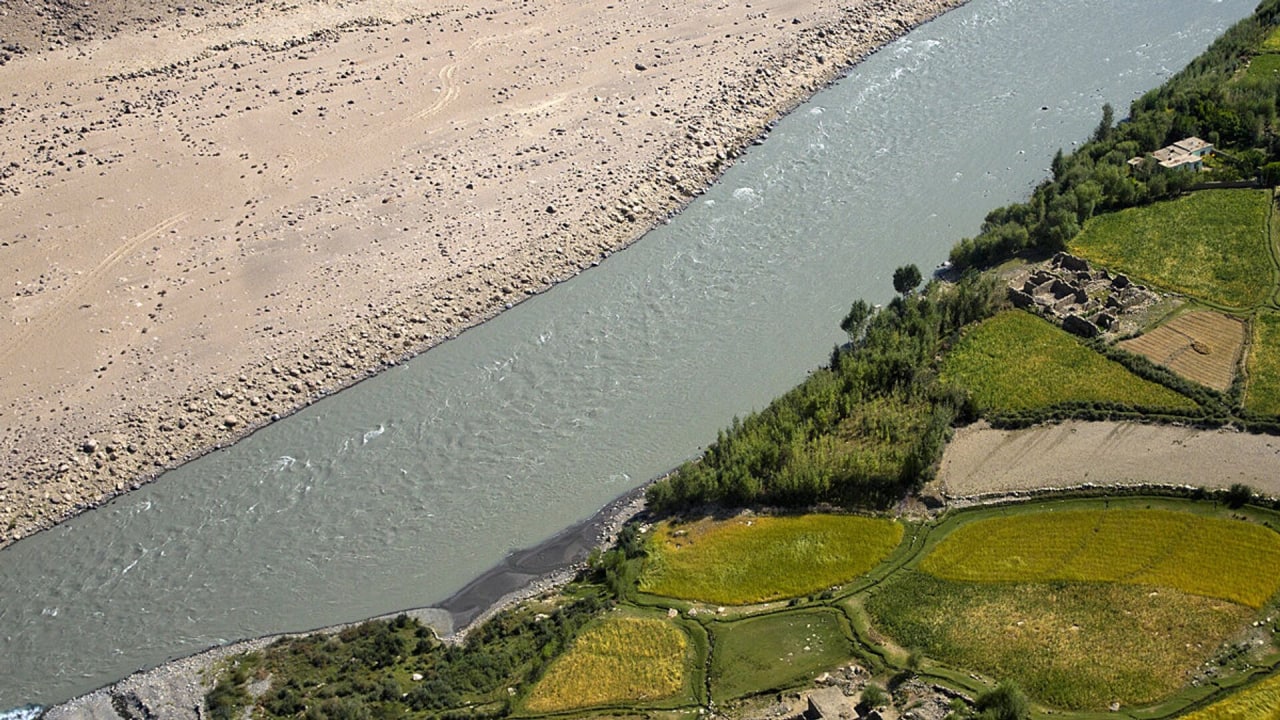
0,0 -> 965,547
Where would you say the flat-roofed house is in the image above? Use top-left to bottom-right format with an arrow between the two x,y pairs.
1131,136 -> 1214,171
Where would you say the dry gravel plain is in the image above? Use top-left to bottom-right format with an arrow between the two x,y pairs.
0,0 -> 965,546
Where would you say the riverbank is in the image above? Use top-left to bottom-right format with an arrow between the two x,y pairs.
0,0 -> 965,548
42,483 -> 651,720
45,415 -> 1280,719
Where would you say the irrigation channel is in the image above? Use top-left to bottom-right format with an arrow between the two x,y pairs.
0,0 -> 1257,709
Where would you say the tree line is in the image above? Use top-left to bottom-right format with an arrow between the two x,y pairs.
949,0 -> 1280,269
645,271 -> 1003,513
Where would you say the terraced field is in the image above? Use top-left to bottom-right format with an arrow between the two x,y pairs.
1068,190 -> 1273,310
1119,310 -> 1246,391
867,504 -> 1280,711
869,572 -> 1251,710
523,615 -> 693,712
920,508 -> 1280,607
940,311 -> 1198,413
639,514 -> 902,605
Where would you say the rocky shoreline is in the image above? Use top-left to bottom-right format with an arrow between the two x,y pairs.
0,0 -> 966,548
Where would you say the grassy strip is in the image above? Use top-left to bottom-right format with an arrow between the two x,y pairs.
941,311 -> 1198,414
1247,51 -> 1280,80
865,572 -> 1252,711
522,615 -> 692,712
920,508 -> 1280,608
710,608 -> 854,700
639,514 -> 903,605
1068,190 -> 1273,310
1246,312 -> 1280,416
1177,671 -> 1280,719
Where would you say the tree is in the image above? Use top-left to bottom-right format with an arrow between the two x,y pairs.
840,299 -> 874,341
1262,161 -> 1280,186
1093,102 -> 1115,142
858,683 -> 889,713
1225,482 -> 1255,509
892,264 -> 923,296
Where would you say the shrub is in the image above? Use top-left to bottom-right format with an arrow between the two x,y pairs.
1225,482 -> 1256,508
975,683 -> 1031,720
859,683 -> 889,713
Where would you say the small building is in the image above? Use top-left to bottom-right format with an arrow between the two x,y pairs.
1131,136 -> 1214,171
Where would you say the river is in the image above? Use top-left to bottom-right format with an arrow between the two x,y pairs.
0,0 -> 1255,708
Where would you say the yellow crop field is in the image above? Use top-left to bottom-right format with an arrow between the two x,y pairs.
639,514 -> 902,605
1119,310 -> 1246,392
522,616 -> 690,712
921,509 -> 1280,608
868,572 -> 1252,710
1179,672 -> 1280,720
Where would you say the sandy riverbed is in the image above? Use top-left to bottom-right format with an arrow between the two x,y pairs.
0,0 -> 966,546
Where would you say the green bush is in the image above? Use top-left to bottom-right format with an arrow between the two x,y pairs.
975,683 -> 1031,720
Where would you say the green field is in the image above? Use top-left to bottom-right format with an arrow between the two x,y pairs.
867,572 -> 1251,711
710,609 -> 854,700
940,311 -> 1198,413
1180,671 -> 1280,719
1246,51 -> 1280,80
1260,25 -> 1280,52
1068,190 -> 1273,309
523,615 -> 691,712
639,514 -> 902,605
921,508 -> 1280,608
1246,312 -> 1280,416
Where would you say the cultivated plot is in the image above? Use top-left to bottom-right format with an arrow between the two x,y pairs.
1247,311 -> 1280,416
523,615 -> 694,712
639,514 -> 902,605
920,508 -> 1280,607
1069,189 -> 1273,310
710,608 -> 854,700
940,311 -> 1198,414
1118,310 -> 1245,391
867,504 -> 1280,711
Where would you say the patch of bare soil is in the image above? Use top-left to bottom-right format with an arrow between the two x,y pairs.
939,420 -> 1280,500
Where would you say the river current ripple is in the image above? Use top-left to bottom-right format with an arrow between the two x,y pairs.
0,0 -> 1256,708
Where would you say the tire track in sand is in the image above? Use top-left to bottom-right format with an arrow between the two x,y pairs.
1,212 -> 189,364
